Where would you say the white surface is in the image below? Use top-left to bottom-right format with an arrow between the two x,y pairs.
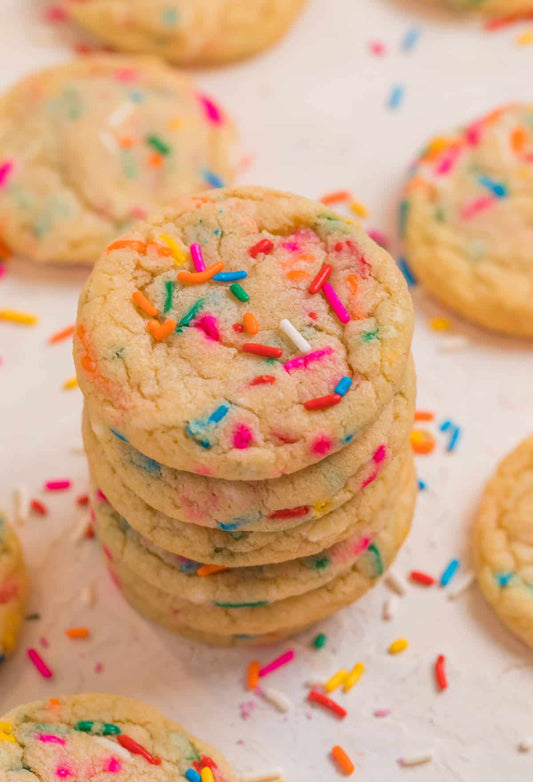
1,1 -> 532,780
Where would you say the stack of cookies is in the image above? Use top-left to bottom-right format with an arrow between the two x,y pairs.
74,186 -> 417,646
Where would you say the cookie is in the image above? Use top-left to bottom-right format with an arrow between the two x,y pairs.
0,513 -> 29,665
402,104 -> 533,338
0,56 -> 235,264
63,0 -> 307,66
74,186 -> 414,480
103,456 -> 417,643
0,693 -> 236,780
84,356 -> 415,531
445,0 -> 533,12
88,436 -> 411,566
474,436 -> 533,648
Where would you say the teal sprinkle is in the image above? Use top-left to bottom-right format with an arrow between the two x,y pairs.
208,404 -> 230,424
361,329 -> 379,342
131,451 -> 161,475
128,90 -> 145,104
478,175 -> 507,198
146,135 -> 171,155
495,571 -> 513,587
177,298 -> 204,331
164,280 -> 174,313
229,283 -> 249,302
343,434 -> 354,444
202,169 -> 224,188
313,632 -> 327,649
62,87 -> 83,120
162,7 -> 179,24
110,429 -> 128,442
214,600 -> 269,608
368,543 -> 384,576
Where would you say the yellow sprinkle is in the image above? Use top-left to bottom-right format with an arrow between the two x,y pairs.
63,376 -> 78,390
0,309 -> 38,325
343,662 -> 365,691
324,668 -> 348,693
350,199 -> 368,218
314,499 -> 331,516
0,722 -> 13,733
516,29 -> 533,46
0,732 -> 16,743
159,234 -> 187,265
201,769 -> 214,782
427,136 -> 452,156
430,317 -> 451,332
168,116 -> 183,131
0,722 -> 15,743
389,638 -> 409,655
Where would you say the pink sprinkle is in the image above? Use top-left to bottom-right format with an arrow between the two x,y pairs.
0,160 -> 14,188
259,649 -> 295,678
369,40 -> 387,56
28,648 -> 53,679
195,315 -> 219,341
114,68 -> 139,82
44,5 -> 68,22
460,196 -> 495,220
0,264 -> 6,280
130,206 -> 147,221
199,94 -> 223,125
44,480 -> 71,491
55,767 -> 72,778
233,424 -> 253,450
103,545 -> 113,561
96,489 -> 107,502
283,346 -> 333,373
352,535 -> 372,555
312,436 -> 332,456
374,444 -> 387,463
106,758 -> 121,773
40,636 -> 49,648
465,122 -> 483,146
38,734 -> 66,745
281,240 -> 300,252
374,708 -> 391,718
190,242 -> 206,272
321,283 -> 351,324
361,470 -> 378,489
95,662 -> 104,674
435,146 -> 461,176
367,230 -> 389,250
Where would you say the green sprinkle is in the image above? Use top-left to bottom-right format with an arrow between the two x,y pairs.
164,280 -> 174,313
313,632 -> 327,649
146,135 -> 171,155
177,298 -> 204,331
368,543 -> 384,576
74,721 -> 121,736
213,600 -> 268,608
229,283 -> 249,302
361,329 -> 379,342
313,556 -> 329,569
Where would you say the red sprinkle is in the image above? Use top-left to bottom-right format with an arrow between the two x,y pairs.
77,494 -> 89,506
250,375 -> 276,386
194,756 -> 218,773
309,264 -> 332,294
117,735 -> 161,765
435,654 -> 448,691
232,323 -> 244,333
410,570 -> 435,587
249,239 -> 274,258
308,690 -> 347,719
30,499 -> 48,516
268,506 -> 310,520
243,343 -> 282,359
304,393 -> 342,411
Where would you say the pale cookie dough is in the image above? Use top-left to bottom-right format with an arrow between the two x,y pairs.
402,104 -> 533,338
103,457 -> 417,643
85,357 -> 415,531
89,444 -> 411,567
0,56 -> 235,264
0,693 -> 236,781
0,513 -> 29,666
63,0 -> 307,66
474,436 -> 533,648
75,186 -> 414,479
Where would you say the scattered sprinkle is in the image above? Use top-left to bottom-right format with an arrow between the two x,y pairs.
190,243 -> 206,273
313,633 -> 327,649
325,669 -> 348,693
383,595 -> 398,621
243,312 -> 259,335
44,480 -> 71,491
178,261 -> 224,284
243,343 -> 282,359
516,29 -> 533,46
30,499 -> 48,517
160,234 -> 187,265
440,420 -> 461,452
259,686 -> 292,713
117,734 -> 161,765
410,429 -> 436,455
13,485 -> 29,524
331,745 -> 355,775
374,708 -> 391,718
247,661 -> 260,690
307,690 -> 347,719
344,662 -> 365,692
185,770 -> 202,782
63,376 -> 78,390
147,319 -> 177,340
280,318 -> 311,353
438,335 -> 469,352
48,324 -> 75,344
304,393 -> 342,411
66,626 -> 90,640
447,571 -> 475,600
430,317 -> 451,331
240,771 -> 284,782
440,558 -> 460,587
414,410 -> 434,421
398,258 -> 417,286
80,585 -> 96,607
350,199 -> 368,218
146,135 -> 170,156
321,283 -> 351,323
229,282 -> 249,302
388,638 -> 409,655
409,570 -> 435,587
27,648 -> 53,678
435,654 -> 448,691
259,650 -> 295,678
518,738 -> 533,753
132,291 -> 158,317
213,271 -> 247,282
388,84 -> 405,110
0,309 -> 38,325
308,264 -> 333,294
320,190 -> 351,206
402,27 -> 421,52
385,569 -> 408,596
334,376 -> 352,397
398,751 -> 434,767
249,239 -> 274,258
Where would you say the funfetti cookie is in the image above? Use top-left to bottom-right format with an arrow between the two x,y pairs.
0,56 -> 235,264
74,186 -> 414,481
63,0 -> 307,66
445,0 -> 533,12
0,693 -> 237,781
0,512 -> 29,666
402,104 -> 533,338
474,436 -> 533,648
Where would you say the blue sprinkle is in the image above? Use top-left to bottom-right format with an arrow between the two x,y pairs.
440,420 -> 452,432
213,271 -> 248,282
185,770 -> 201,782
495,571 -> 513,587
418,478 -> 427,491
343,434 -> 354,444
334,376 -> 352,396
448,426 -> 461,452
388,84 -> 405,110
398,258 -> 417,286
202,169 -> 224,188
110,429 -> 128,442
478,175 -> 507,198
440,558 -> 460,587
402,27 -> 421,52
208,404 -> 230,424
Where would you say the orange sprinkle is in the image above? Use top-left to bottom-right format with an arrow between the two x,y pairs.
0,237 -> 12,259
320,190 -> 351,206
118,136 -> 136,149
332,745 -> 355,775
149,152 -> 164,168
410,428 -> 436,455
66,627 -> 89,640
48,324 -> 75,345
146,242 -> 173,258
347,274 -> 359,296
511,126 -> 528,155
243,312 -> 258,335
147,319 -> 177,340
47,698 -> 61,709
132,291 -> 158,317
107,239 -> 147,254
414,410 -> 435,421
285,270 -> 311,282
197,564 -> 228,577
178,261 -> 224,284
247,660 -> 260,690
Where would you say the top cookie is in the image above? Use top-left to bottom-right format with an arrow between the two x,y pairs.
63,0 -> 307,66
402,104 -> 533,338
0,513 -> 29,664
0,56 -> 235,264
74,186 -> 413,480
0,693 -> 236,781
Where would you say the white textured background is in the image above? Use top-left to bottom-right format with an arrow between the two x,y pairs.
1,1 -> 532,780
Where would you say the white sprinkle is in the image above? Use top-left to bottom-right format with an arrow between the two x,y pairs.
108,101 -> 134,128
80,584 -> 96,607
438,335 -> 469,352
398,751 -> 434,767
90,419 -> 105,439
280,318 -> 311,353
383,595 -> 398,621
71,514 -> 91,544
99,131 -> 118,154
518,738 -> 533,753
447,571 -> 475,600
94,736 -> 130,760
259,686 -> 292,713
13,485 -> 29,524
240,770 -> 284,782
385,569 -> 408,596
